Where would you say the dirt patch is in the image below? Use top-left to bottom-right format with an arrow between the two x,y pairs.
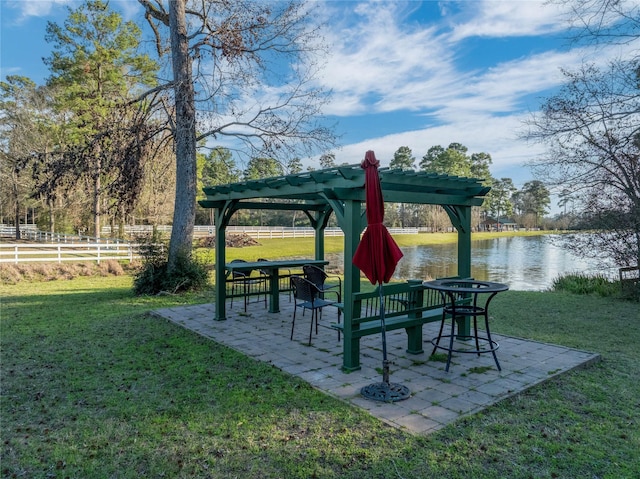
197,233 -> 260,248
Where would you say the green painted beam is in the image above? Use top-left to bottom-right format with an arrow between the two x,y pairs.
382,191 -> 485,206
340,198 -> 365,371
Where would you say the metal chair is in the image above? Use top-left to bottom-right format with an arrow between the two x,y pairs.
290,276 -> 340,345
302,264 -> 342,304
227,259 -> 267,312
429,280 -> 502,372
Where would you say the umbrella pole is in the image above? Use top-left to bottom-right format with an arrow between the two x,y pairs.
360,283 -> 411,402
379,285 -> 390,384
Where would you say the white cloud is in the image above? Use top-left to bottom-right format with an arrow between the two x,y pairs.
302,1 -> 572,191
445,0 -> 571,41
332,112 -> 539,170
5,0 -> 142,23
318,3 -> 459,115
314,0 -> 629,191
318,2 -> 579,122
113,0 -> 143,21
5,0 -> 74,21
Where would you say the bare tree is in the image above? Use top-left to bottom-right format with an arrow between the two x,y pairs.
134,133 -> 176,233
137,0 -> 336,271
563,0 -> 639,47
526,59 -> 639,266
526,1 -> 640,268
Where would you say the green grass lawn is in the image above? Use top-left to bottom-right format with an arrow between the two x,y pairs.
2,270 -> 639,478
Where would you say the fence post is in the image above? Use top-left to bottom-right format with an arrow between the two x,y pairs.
57,244 -> 62,263
14,245 -> 18,264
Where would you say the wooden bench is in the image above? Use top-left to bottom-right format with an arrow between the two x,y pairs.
332,279 -> 464,371
619,265 -> 639,299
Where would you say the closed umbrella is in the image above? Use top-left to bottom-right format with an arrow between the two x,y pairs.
353,151 -> 410,402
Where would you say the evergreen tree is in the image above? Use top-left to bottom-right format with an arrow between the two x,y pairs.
487,178 -> 517,224
319,153 -> 337,168
390,146 -> 415,170
44,0 -> 158,237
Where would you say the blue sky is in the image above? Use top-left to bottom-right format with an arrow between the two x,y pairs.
0,1 -> 629,212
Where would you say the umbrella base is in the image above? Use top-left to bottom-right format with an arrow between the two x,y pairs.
361,382 -> 411,402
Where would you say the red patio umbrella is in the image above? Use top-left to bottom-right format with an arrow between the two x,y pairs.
353,151 -> 410,401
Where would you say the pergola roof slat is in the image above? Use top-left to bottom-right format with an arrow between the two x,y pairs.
199,163 -> 489,208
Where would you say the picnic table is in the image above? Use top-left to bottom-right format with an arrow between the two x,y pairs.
423,279 -> 508,371
225,259 -> 329,313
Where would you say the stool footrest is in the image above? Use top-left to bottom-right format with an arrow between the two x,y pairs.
444,305 -> 486,316
430,335 -> 499,354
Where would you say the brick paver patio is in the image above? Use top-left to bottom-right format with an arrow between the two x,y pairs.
152,297 -> 599,435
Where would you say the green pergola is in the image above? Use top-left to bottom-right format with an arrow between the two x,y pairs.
199,164 -> 490,323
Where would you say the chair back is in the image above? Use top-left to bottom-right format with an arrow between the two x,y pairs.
303,264 -> 327,289
257,258 -> 270,276
229,259 -> 251,278
291,275 -> 318,303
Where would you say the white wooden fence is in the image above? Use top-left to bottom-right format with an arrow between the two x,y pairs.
4,224 -> 420,241
0,242 -> 140,264
1,224 -> 421,264
0,226 -> 130,245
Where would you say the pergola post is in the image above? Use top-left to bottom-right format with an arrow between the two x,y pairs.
442,204 -> 473,279
340,198 -> 365,371
313,209 -> 332,261
214,206 -> 227,321
212,200 -> 238,321
444,204 -> 473,337
455,206 -> 472,279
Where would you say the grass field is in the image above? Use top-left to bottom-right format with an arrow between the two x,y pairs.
2,258 -> 639,478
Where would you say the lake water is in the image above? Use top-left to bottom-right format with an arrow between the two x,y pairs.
327,235 -> 613,291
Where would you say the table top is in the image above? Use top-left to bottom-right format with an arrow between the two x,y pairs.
225,259 -> 328,271
423,279 -> 509,294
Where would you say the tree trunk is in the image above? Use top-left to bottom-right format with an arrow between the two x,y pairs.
94,167 -> 101,239
167,0 -> 197,271
48,199 -> 55,234
14,190 -> 21,241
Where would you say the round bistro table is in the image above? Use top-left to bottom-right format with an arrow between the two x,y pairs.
423,279 -> 508,372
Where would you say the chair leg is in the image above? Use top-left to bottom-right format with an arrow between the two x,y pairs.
445,314 -> 456,372
263,280 -> 267,308
484,313 -> 502,371
290,306 -> 297,340
308,308 -> 315,346
474,315 -> 481,357
431,311 -> 447,356
336,293 -> 341,341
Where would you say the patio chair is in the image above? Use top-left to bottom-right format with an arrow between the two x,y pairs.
302,264 -> 342,304
227,259 -> 267,312
290,275 -> 340,345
